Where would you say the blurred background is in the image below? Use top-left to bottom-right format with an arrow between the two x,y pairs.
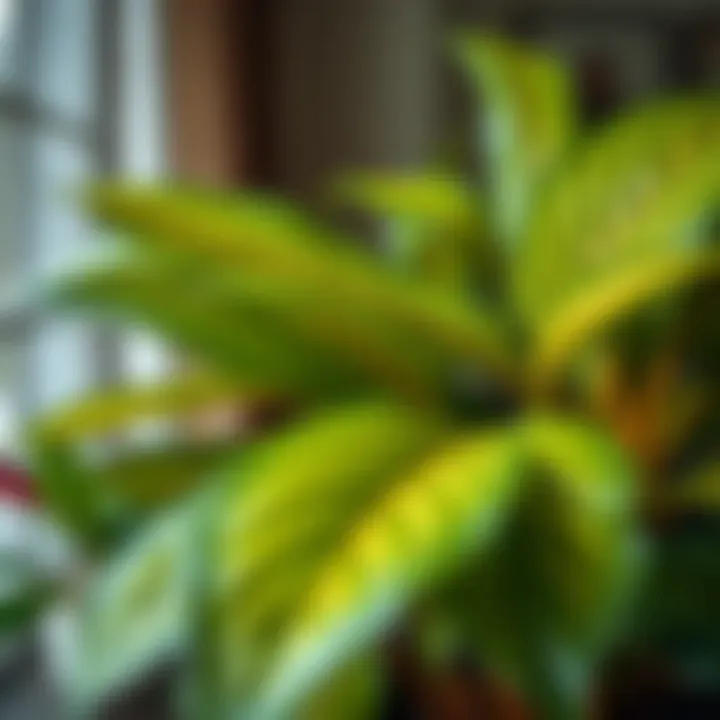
0,0 -> 717,717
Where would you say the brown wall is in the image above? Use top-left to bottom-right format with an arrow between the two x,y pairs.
165,0 -> 439,197
165,0 -> 250,185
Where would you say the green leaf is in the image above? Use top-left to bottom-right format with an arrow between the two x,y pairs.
58,261 -> 449,405
663,459 -> 720,512
533,248 -> 720,387
74,500 -> 198,712
37,373 -> 242,443
253,427 -> 522,718
55,263 -> 363,402
72,401 -> 445,714
181,486 -> 225,720
522,415 -> 642,648
515,97 -> 720,330
28,430 -> 118,552
335,171 -> 480,229
335,170 -> 493,292
83,185 -> 518,388
454,32 -> 575,249
28,374 -> 243,550
299,654 -> 383,720
98,440 -> 240,511
440,416 -> 642,718
216,401 -> 450,716
0,581 -> 53,638
111,186 -> 345,248
215,413 -> 640,720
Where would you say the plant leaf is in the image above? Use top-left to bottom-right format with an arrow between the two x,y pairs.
299,654 -> 383,720
253,427 -> 521,718
98,440 -> 240,511
28,374 -> 243,549
335,171 -> 480,229
522,415 -> 643,647
216,401 -> 450,716
454,32 -> 575,249
663,459 -> 720,512
0,580 -> 53,638
83,185 -> 518,387
37,373 -> 242,443
335,170 -> 495,293
72,401 -> 445,714
534,248 -> 720,386
54,263 -> 364,402
440,416 -> 643,718
515,97 -> 720,331
28,430 -> 117,552
74,500 -> 198,712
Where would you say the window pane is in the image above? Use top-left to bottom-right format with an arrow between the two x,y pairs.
0,338 -> 21,456
32,131 -> 94,279
34,0 -> 96,120
0,119 -> 26,295
27,130 -> 99,410
30,318 -> 96,409
0,0 -> 20,87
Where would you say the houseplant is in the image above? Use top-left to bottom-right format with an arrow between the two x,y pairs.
17,33 -> 720,718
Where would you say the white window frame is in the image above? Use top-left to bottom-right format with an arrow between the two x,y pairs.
0,0 -> 167,458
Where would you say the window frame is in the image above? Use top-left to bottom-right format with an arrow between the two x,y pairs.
0,0 -> 167,455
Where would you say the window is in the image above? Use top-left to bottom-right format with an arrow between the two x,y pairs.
0,0 -> 166,458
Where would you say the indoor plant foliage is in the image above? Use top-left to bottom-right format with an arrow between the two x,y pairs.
23,33 -> 720,718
